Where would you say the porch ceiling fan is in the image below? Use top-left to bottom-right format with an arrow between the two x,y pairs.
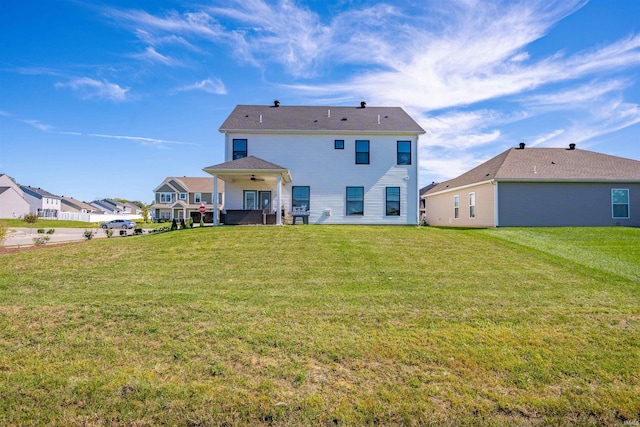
250,175 -> 265,181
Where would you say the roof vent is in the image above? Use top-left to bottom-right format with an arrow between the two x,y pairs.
273,100 -> 280,107
360,101 -> 366,108
518,142 -> 526,149
568,143 -> 576,150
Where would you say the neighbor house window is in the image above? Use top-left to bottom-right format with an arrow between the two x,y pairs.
454,195 -> 459,219
159,193 -> 172,203
233,139 -> 247,160
386,187 -> 400,216
612,189 -> 629,219
469,192 -> 476,218
217,192 -> 224,205
346,187 -> 364,215
397,141 -> 411,165
194,193 -> 202,203
179,193 -> 187,200
244,190 -> 257,210
292,186 -> 310,211
355,140 -> 370,164
334,140 -> 344,149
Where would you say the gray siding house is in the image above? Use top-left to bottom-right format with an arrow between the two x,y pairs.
0,174 -> 30,218
424,144 -> 640,227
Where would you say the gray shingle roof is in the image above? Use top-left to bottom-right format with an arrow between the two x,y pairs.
427,147 -> 640,195
204,155 -> 288,171
219,105 -> 425,134
20,185 -> 60,199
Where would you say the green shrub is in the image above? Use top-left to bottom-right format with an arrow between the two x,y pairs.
23,212 -> 38,225
32,236 -> 50,245
104,228 -> 113,238
83,230 -> 94,240
46,229 -> 55,234
37,228 -> 45,234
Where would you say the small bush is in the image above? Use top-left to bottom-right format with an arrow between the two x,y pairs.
104,228 -> 113,238
23,212 -> 38,225
83,230 -> 94,240
46,229 -> 55,234
37,228 -> 45,234
32,236 -> 50,246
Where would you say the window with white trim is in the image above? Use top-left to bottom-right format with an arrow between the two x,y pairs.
612,189 -> 629,219
454,195 -> 459,219
159,193 -> 172,203
179,193 -> 187,200
469,192 -> 476,219
194,193 -> 202,203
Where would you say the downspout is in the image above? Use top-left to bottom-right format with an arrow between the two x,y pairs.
493,180 -> 499,227
414,137 -> 419,225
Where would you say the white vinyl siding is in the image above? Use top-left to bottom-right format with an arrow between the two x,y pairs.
223,132 -> 419,224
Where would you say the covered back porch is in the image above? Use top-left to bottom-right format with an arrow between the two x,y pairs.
203,156 -> 292,225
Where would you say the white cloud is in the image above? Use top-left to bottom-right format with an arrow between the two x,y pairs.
130,46 -> 177,66
88,133 -> 194,147
172,78 -> 226,95
22,119 -> 54,132
55,77 -> 129,101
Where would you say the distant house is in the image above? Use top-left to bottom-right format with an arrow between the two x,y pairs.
0,174 -> 30,218
60,196 -> 102,214
419,182 -> 439,222
19,185 -> 61,219
203,102 -> 425,225
151,177 -> 224,222
424,144 -> 640,227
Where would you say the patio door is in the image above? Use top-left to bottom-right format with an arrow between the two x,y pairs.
244,191 -> 257,210
259,191 -> 271,212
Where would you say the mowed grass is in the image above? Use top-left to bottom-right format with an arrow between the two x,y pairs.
0,226 -> 638,426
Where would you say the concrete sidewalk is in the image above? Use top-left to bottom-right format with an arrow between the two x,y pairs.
2,227 -> 136,247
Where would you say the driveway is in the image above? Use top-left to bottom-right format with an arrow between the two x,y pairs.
2,227 -> 137,247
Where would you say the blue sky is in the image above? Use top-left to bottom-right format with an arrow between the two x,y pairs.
1,0 -> 639,204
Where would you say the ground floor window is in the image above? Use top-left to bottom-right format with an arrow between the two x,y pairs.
469,192 -> 476,218
347,187 -> 364,215
386,187 -> 400,216
292,186 -> 310,211
612,189 -> 629,219
454,195 -> 459,219
244,190 -> 257,210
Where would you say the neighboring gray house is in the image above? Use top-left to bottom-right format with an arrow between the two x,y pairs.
0,174 -> 30,218
90,199 -> 125,214
424,143 -> 640,227
151,176 -> 225,222
204,102 -> 425,225
20,185 -> 62,219
60,196 -> 102,214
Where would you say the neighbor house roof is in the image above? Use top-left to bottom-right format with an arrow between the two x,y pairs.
20,185 -> 61,199
219,104 -> 426,134
426,146 -> 640,195
60,196 -> 99,212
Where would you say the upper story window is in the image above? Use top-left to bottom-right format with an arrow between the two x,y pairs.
334,140 -> 344,149
179,193 -> 187,200
194,193 -> 202,203
612,189 -> 629,219
469,192 -> 476,218
355,140 -> 370,164
159,193 -> 172,203
233,139 -> 247,160
397,141 -> 411,165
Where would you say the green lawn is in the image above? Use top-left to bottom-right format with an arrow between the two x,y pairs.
1,226 -> 638,426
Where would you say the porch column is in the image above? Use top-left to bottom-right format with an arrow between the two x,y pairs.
213,174 -> 219,226
276,175 -> 282,225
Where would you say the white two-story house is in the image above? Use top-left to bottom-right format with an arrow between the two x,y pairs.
20,185 -> 61,219
203,102 -> 425,225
